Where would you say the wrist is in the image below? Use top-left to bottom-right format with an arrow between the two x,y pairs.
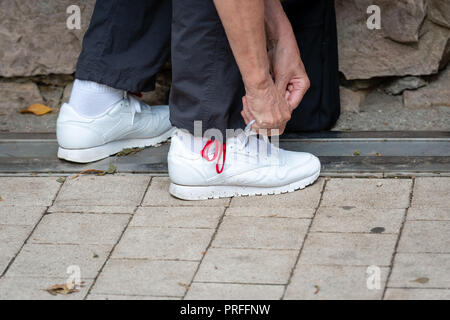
244,73 -> 273,94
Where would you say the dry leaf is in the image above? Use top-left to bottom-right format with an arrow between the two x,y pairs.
71,169 -> 105,179
412,277 -> 429,284
20,104 -> 52,116
45,282 -> 79,296
56,177 -> 65,184
0,196 -> 3,202
353,150 -> 361,156
376,153 -> 382,157
116,147 -> 144,157
178,282 -> 190,290
314,285 -> 320,295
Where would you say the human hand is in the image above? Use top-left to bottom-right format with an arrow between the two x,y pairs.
241,78 -> 291,136
268,33 -> 310,111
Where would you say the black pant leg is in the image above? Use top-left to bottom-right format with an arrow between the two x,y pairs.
76,0 -> 171,93
283,0 -> 340,132
169,0 -> 245,137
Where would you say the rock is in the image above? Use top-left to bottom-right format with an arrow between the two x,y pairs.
0,82 -> 44,112
340,87 -> 368,113
384,76 -> 427,95
428,0 -> 450,28
62,82 -> 74,104
0,1 -> 94,77
376,0 -> 426,43
38,85 -> 64,110
403,66 -> 450,109
336,0 -> 450,79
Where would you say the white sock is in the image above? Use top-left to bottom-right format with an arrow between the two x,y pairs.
69,79 -> 124,118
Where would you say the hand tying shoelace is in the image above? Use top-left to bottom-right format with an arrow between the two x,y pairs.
201,120 -> 256,174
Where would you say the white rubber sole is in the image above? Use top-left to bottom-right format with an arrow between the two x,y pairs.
58,128 -> 176,163
169,171 -> 320,201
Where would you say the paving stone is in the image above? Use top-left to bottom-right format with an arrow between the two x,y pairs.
310,207 -> 405,234
0,206 -> 46,226
131,207 -> 223,229
0,225 -> 33,243
7,243 -> 112,278
86,294 -> 180,300
30,213 -> 129,245
0,177 -> 61,206
321,179 -> 412,209
91,259 -> 198,297
299,233 -> 397,266
195,248 -> 297,284
0,242 -> 23,275
407,207 -> 450,221
384,288 -> 450,300
186,283 -> 284,300
411,177 -> 450,208
48,205 -> 136,215
0,277 -> 93,300
143,177 -> 230,207
212,216 -> 310,250
398,221 -> 450,253
55,175 -> 150,207
230,179 -> 324,209
113,227 -> 214,261
225,207 -> 314,219
285,265 -> 388,300
389,253 -> 450,288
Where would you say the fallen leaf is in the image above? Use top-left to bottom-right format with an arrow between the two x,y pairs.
178,282 -> 190,290
353,150 -> 361,156
411,277 -> 429,284
376,153 -> 382,157
116,147 -> 144,157
370,227 -> 385,234
93,253 -> 99,258
45,282 -> 79,296
314,285 -> 320,295
102,163 -> 117,175
20,104 -> 52,116
268,214 -> 278,217
71,169 -> 105,179
0,196 -> 2,202
56,177 -> 65,184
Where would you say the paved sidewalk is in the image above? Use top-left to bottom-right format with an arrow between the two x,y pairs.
0,175 -> 449,300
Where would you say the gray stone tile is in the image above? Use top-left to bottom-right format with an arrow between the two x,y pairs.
311,207 -> 405,234
212,216 -> 310,250
225,207 -> 314,219
143,177 -> 230,207
0,225 -> 33,243
186,283 -> 284,300
299,233 -> 397,266
389,253 -> 450,288
0,241 -> 23,275
0,177 -> 61,206
285,265 -> 388,300
321,179 -> 412,209
113,227 -> 214,261
86,294 -> 180,300
91,259 -> 198,297
408,207 -> 450,221
398,221 -> 450,253
131,206 -> 224,229
384,288 -> 450,300
30,213 -> 129,245
195,248 -> 297,284
0,277 -> 93,300
412,177 -> 450,208
55,175 -> 150,207
0,206 -> 46,226
7,243 -> 112,278
47,205 -> 136,214
230,179 -> 324,209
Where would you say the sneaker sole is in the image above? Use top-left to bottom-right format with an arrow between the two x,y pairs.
58,128 -> 176,163
169,170 -> 321,201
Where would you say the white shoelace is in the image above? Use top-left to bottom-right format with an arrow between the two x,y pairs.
127,94 -> 144,125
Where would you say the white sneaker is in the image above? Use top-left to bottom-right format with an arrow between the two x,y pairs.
168,124 -> 321,200
57,95 -> 175,163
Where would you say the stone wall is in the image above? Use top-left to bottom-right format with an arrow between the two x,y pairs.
0,0 -> 449,131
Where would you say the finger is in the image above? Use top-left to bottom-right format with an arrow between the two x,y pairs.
287,78 -> 309,111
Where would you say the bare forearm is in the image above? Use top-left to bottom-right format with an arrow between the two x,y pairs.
264,0 -> 295,46
213,0 -> 271,90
